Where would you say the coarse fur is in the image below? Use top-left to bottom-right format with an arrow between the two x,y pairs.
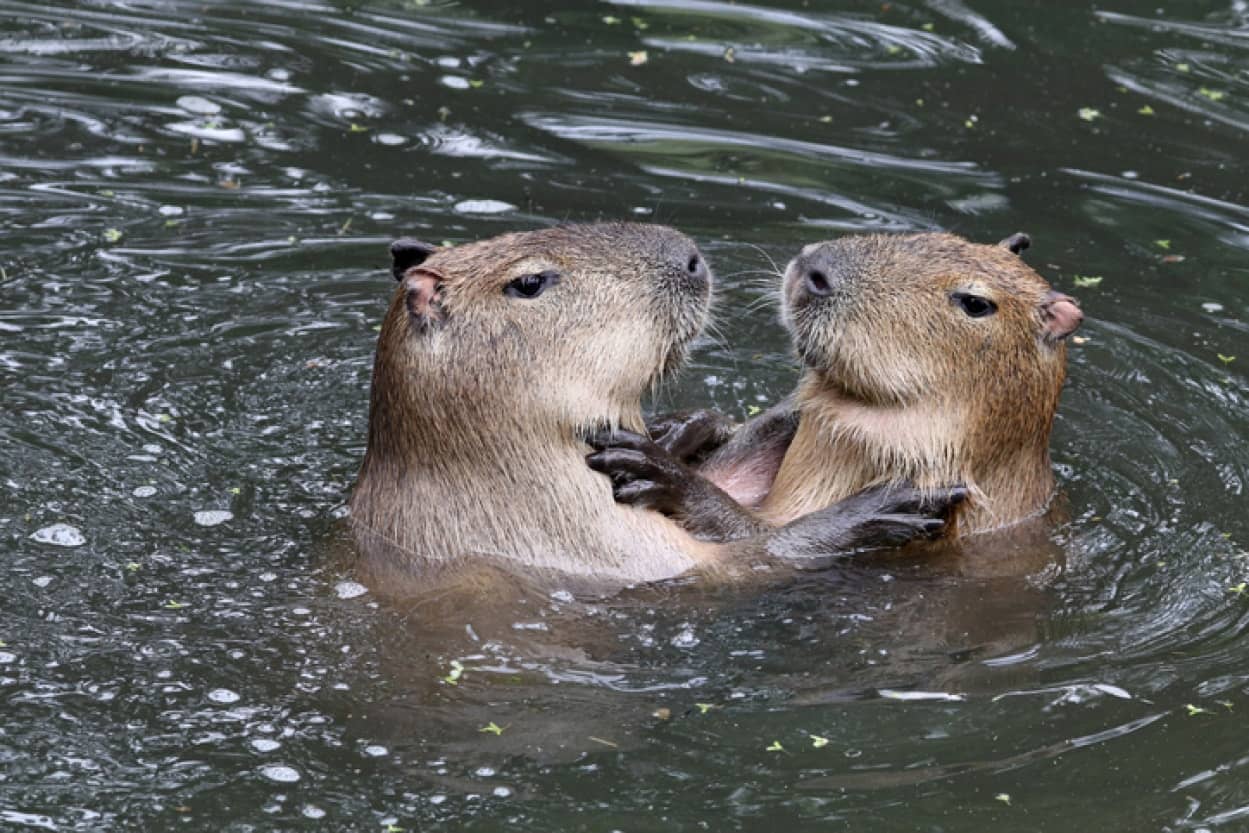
350,223 -> 720,586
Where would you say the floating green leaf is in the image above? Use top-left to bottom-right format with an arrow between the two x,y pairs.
995,793 -> 1012,805
164,600 -> 186,610
348,122 -> 369,133
468,79 -> 484,89
1229,582 -> 1247,595
765,740 -> 784,752
479,721 -> 506,735
1138,105 -> 1155,116
602,15 -> 621,24
444,659 -> 464,685
810,735 -> 830,748
1197,87 -> 1226,102
1217,354 -> 1236,365
694,703 -> 716,714
1154,239 -> 1171,250
1078,107 -> 1101,122
125,562 -> 141,572
1185,703 -> 1211,716
921,22 -> 935,31
631,16 -> 648,30
1072,275 -> 1103,288
103,228 -> 123,243
1176,62 -> 1191,73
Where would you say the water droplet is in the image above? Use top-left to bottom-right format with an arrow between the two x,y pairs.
208,688 -> 240,704
335,581 -> 368,600
31,523 -> 85,547
259,764 -> 300,783
193,510 -> 233,527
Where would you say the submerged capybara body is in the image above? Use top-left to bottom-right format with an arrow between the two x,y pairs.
705,232 -> 1083,538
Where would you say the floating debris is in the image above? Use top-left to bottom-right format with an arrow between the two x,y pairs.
1078,107 -> 1101,122
628,50 -> 648,66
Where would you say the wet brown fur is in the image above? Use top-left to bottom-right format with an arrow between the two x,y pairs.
756,233 -> 1078,537
350,223 -> 728,588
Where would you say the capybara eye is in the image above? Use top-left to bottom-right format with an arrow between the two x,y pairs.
504,270 -> 560,299
952,292 -> 997,318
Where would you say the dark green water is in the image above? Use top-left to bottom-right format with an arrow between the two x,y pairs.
2,0 -> 1248,830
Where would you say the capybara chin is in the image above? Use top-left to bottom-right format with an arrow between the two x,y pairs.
757,232 -> 1083,537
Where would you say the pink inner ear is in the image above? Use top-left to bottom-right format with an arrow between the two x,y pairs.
402,267 -> 443,322
1042,292 -> 1083,342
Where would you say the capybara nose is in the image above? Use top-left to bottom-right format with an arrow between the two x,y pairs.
804,266 -> 834,297
683,250 -> 710,287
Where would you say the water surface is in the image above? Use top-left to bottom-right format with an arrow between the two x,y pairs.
2,0 -> 1248,830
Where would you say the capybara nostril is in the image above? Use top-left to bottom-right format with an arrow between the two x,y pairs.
684,251 -> 710,286
805,268 -> 833,297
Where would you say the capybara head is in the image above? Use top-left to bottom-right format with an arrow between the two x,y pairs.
372,223 -> 712,443
783,232 -> 1080,417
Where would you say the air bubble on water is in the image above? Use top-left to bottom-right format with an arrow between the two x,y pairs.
429,795 -> 447,805
251,738 -> 281,753
474,766 -> 496,777
375,132 -> 407,146
364,745 -> 388,758
671,625 -> 700,648
260,764 -> 300,783
176,95 -> 221,115
440,75 -> 470,90
492,786 -> 512,798
32,576 -> 53,588
302,806 -> 325,819
31,523 -> 85,547
335,581 -> 368,600
0,652 -> 15,664
158,205 -> 184,217
132,485 -> 157,498
193,510 -> 233,527
208,688 -> 240,704
453,199 -> 515,215
1202,302 -> 1224,313
437,56 -> 462,68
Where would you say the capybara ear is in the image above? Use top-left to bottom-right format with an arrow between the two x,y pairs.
390,238 -> 439,282
401,268 -> 445,331
998,232 -> 1031,255
1041,290 -> 1083,344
